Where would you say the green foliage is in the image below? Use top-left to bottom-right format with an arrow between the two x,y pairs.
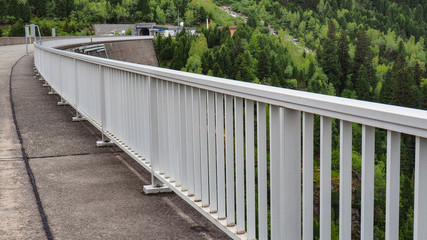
355,65 -> 371,101
156,6 -> 166,24
318,20 -> 342,94
56,0 -> 75,18
125,27 -> 132,35
6,0 -> 31,22
338,28 -> 350,92
8,21 -> 25,37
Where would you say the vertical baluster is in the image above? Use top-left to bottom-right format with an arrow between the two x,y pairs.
167,82 -> 175,180
135,76 -> 142,157
186,86 -> 194,196
235,97 -> 245,234
163,82 -> 175,178
257,103 -> 268,240
414,137 -> 427,240
118,71 -> 124,139
144,76 -> 151,160
208,91 -> 217,213
281,108 -> 301,240
245,100 -> 255,239
157,80 -> 165,173
149,77 -> 159,174
303,112 -> 314,240
339,120 -> 352,239
361,125 -> 375,240
99,66 -> 106,134
131,74 -> 137,154
129,74 -> 135,151
386,131 -> 400,240
162,81 -> 170,177
180,85 -> 187,190
193,89 -> 201,201
173,83 -> 181,185
200,90 -> 209,207
74,59 -> 79,115
270,105 -> 280,239
225,95 -> 235,226
216,93 -> 226,219
320,116 -> 332,240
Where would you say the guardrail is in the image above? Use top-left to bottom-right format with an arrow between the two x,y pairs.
34,37 -> 427,240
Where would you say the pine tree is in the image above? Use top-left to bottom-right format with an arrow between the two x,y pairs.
379,70 -> 395,104
257,49 -> 270,81
351,30 -> 371,88
421,84 -> 427,110
137,0 -> 150,16
212,62 -> 224,78
56,0 -> 74,18
318,20 -> 342,94
32,0 -> 47,16
355,65 -> 371,101
0,0 -> 8,19
391,68 -> 417,108
8,0 -> 20,19
338,27 -> 350,92
413,63 -> 422,87
18,1 -> 31,22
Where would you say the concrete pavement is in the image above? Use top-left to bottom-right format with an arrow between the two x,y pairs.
0,44 -> 45,239
1,44 -> 230,240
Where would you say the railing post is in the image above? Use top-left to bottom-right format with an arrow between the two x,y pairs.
143,77 -> 171,194
386,131 -> 400,240
414,137 -> 427,240
361,125 -> 375,240
72,59 -> 86,122
320,116 -> 332,240
96,65 -> 114,147
303,112 -> 314,240
257,102 -> 268,240
281,108 -> 301,240
57,55 -> 67,106
270,105 -> 280,239
339,120 -> 352,240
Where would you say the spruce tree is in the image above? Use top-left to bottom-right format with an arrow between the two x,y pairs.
137,0 -> 150,16
391,68 -> 417,108
257,49 -> 270,82
413,63 -> 422,87
351,30 -> 371,88
32,0 -> 47,17
8,0 -> 20,20
0,0 -> 7,19
338,27 -> 350,92
421,84 -> 427,110
379,70 -> 395,104
56,0 -> 74,18
355,65 -> 371,101
318,20 -> 342,94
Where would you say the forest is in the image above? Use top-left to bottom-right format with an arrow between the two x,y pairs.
2,0 -> 427,239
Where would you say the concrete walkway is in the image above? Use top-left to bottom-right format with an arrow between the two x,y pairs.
0,45 -> 229,240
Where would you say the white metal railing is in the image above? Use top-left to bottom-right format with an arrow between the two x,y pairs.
34,37 -> 427,240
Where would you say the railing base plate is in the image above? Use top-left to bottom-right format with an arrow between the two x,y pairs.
96,140 -> 115,147
143,185 -> 172,194
72,116 -> 87,122
57,101 -> 68,106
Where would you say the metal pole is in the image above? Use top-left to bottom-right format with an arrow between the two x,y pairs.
36,26 -> 42,44
25,26 -> 29,56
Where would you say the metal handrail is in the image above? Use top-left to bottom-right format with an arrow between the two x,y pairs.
34,37 -> 427,240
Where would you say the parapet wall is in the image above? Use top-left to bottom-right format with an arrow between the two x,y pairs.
60,38 -> 159,67
0,37 -> 34,46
